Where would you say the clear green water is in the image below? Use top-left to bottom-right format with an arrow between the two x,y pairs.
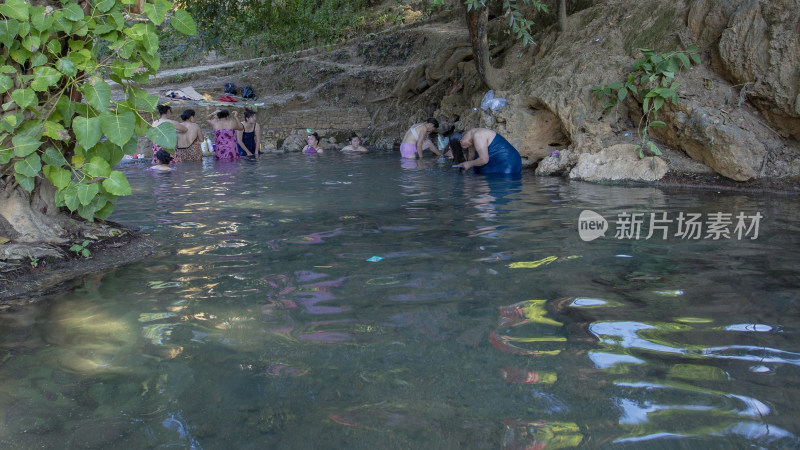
1,153 -> 799,448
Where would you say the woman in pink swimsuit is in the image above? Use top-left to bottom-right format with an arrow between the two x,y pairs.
399,117 -> 440,159
206,109 -> 244,160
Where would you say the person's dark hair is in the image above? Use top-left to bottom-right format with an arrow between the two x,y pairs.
448,130 -> 466,164
349,133 -> 360,142
307,132 -> 320,143
217,109 -> 230,119
155,149 -> 172,165
180,109 -> 195,121
425,117 -> 439,128
243,109 -> 256,120
157,104 -> 171,116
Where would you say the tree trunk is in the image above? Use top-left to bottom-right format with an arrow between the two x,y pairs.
465,3 -> 504,90
0,180 -> 67,244
557,0 -> 568,32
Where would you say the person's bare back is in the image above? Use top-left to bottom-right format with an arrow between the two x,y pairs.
177,121 -> 202,148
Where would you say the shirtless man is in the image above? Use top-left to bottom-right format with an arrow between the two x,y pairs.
451,128 -> 522,174
341,134 -> 368,153
399,118 -> 441,159
176,109 -> 205,161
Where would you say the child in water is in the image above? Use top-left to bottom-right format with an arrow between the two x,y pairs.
303,132 -> 324,154
148,149 -> 174,172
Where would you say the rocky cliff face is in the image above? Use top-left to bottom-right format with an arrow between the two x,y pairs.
381,0 -> 799,183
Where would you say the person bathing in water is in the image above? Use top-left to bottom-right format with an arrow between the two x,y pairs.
303,132 -> 324,154
237,109 -> 262,158
206,109 -> 244,160
400,118 -> 441,159
148,149 -> 174,172
449,128 -> 522,175
176,109 -> 204,162
151,104 -> 188,164
341,133 -> 368,153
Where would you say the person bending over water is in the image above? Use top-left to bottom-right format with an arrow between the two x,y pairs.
151,104 -> 188,164
303,132 -> 324,154
176,109 -> 204,161
400,118 -> 441,159
148,149 -> 174,172
206,109 -> 244,160
237,110 -> 262,158
450,128 -> 522,175
341,134 -> 368,153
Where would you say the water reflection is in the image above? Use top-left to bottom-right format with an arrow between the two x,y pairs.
1,154 -> 799,447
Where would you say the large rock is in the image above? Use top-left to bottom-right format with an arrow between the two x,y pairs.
669,106 -> 767,181
280,134 -> 306,153
689,0 -> 800,140
569,144 -> 669,182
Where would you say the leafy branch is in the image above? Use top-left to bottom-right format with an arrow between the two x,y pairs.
592,45 -> 701,158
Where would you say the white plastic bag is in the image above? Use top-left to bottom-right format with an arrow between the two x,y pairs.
481,90 -> 506,111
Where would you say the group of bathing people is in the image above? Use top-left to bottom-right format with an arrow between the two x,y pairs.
152,105 -> 520,175
400,117 -> 522,175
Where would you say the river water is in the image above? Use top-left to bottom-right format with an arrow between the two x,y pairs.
1,153 -> 799,448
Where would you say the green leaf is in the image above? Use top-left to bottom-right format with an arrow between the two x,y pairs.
62,185 -> 80,211
0,0 -> 29,21
42,121 -> 66,140
72,115 -> 103,149
690,53 -> 701,64
11,88 -> 37,110
30,52 -> 47,68
30,66 -> 62,92
128,86 -> 159,112
137,48 -> 160,72
55,96 -> 76,127
76,182 -> 99,206
82,79 -> 111,112
31,7 -> 55,32
21,34 -> 40,52
0,74 -> 13,94
62,2 -> 85,21
0,148 -> 11,164
102,170 -> 131,196
653,96 -> 664,111
650,120 -> 667,129
676,52 -> 690,69
144,0 -> 171,25
43,165 -> 72,190
84,156 -> 111,178
14,172 -> 35,193
93,0 -> 116,13
617,87 -> 627,102
12,134 -> 42,157
99,111 -> 135,147
0,19 -> 20,48
14,153 -> 42,178
94,201 -> 114,220
643,97 -> 650,113
685,44 -> 699,52
170,10 -> 197,36
56,57 -> 78,77
646,140 -> 661,155
146,121 -> 178,150
42,147 -> 68,167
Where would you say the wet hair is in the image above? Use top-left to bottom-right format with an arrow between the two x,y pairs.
448,130 -> 466,164
425,117 -> 439,128
307,132 -> 320,143
155,149 -> 173,165
217,109 -> 230,119
349,133 -> 360,142
157,104 -> 172,116
243,109 -> 256,120
180,109 -> 195,121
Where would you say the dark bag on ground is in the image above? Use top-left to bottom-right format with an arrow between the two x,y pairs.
241,85 -> 256,100
224,82 -> 237,95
